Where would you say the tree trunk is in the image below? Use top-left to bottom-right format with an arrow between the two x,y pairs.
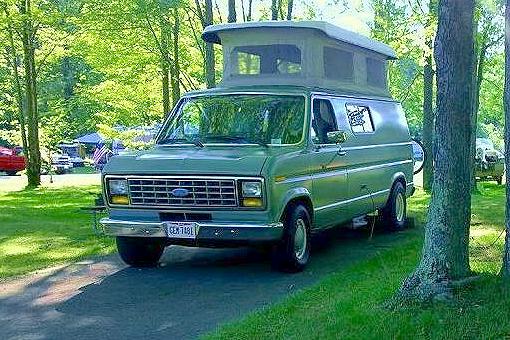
286,0 -> 293,20
470,38 -> 488,192
271,0 -> 278,20
501,0 -> 510,278
422,40 -> 434,192
397,0 -> 475,301
228,0 -> 236,22
20,0 -> 41,188
4,6 -> 29,161
171,7 -> 180,107
203,0 -> 215,88
247,0 -> 253,21
160,16 -> 171,115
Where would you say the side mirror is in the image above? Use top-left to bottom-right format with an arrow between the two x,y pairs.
327,130 -> 348,144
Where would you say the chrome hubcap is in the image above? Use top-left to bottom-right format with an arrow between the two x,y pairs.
294,218 -> 307,260
395,193 -> 405,222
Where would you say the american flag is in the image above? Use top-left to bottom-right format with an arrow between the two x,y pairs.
93,144 -> 110,166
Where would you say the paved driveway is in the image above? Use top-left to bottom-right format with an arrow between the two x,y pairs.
0,227 -> 412,340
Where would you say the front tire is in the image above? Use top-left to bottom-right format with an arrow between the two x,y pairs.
116,237 -> 165,267
272,204 -> 311,273
381,182 -> 407,231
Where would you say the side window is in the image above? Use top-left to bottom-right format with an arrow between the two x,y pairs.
346,104 -> 375,133
311,98 -> 338,144
323,47 -> 354,82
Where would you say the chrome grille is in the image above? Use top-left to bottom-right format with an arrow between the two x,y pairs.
128,177 -> 238,207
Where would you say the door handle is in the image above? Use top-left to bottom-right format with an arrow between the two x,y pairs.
337,148 -> 347,156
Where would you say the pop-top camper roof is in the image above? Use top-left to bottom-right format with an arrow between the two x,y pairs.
202,21 -> 397,98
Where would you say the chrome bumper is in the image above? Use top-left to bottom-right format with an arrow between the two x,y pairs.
100,218 -> 284,242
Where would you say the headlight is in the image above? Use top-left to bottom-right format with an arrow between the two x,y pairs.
108,179 -> 128,195
241,181 -> 262,197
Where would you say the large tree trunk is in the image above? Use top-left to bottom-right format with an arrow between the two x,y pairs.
228,0 -> 236,22
423,0 -> 436,193
171,7 -> 180,107
4,5 -> 29,161
501,0 -> 510,278
20,0 -> 41,188
422,41 -> 434,192
397,0 -> 475,301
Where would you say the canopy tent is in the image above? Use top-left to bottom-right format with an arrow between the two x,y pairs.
202,21 -> 397,98
73,132 -> 104,145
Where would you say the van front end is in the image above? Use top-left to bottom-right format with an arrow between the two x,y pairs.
100,174 -> 284,247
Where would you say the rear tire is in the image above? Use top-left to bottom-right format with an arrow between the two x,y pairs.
116,237 -> 165,267
381,182 -> 406,231
272,204 -> 311,273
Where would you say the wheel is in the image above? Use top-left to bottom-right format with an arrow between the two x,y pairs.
496,176 -> 503,185
6,171 -> 17,176
272,204 -> 311,273
116,237 -> 165,267
381,182 -> 407,231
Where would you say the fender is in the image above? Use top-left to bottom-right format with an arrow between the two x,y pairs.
278,187 -> 313,220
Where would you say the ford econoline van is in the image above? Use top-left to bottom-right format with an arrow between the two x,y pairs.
100,21 -> 414,272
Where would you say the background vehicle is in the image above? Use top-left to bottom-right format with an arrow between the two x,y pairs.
0,147 -> 26,176
475,138 -> 504,184
51,154 -> 73,174
58,143 -> 85,167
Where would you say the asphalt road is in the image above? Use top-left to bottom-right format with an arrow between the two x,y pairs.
0,227 -> 414,340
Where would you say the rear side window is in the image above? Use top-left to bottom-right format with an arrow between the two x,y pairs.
346,104 -> 375,133
366,57 -> 386,88
323,47 -> 354,81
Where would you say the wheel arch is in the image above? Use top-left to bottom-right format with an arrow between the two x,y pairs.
279,188 -> 314,224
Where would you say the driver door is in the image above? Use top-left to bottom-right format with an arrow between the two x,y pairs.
309,96 -> 350,228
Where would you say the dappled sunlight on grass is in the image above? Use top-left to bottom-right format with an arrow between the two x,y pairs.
0,186 -> 115,279
209,184 -> 510,339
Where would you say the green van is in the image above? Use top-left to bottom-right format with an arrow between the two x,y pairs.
100,21 -> 414,272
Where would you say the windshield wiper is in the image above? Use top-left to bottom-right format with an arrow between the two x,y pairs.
202,135 -> 267,147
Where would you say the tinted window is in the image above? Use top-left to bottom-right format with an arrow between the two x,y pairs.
346,104 -> 375,133
323,47 -> 354,81
232,44 -> 301,75
366,58 -> 386,88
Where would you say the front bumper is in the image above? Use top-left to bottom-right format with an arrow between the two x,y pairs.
100,218 -> 284,243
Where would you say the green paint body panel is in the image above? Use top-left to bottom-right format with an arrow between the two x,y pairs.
102,85 -> 414,241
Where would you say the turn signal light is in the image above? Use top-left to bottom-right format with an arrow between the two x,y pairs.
111,195 -> 129,205
243,198 -> 263,207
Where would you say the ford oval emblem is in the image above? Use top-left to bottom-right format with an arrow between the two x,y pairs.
171,188 -> 189,197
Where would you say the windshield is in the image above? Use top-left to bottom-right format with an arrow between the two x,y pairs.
157,94 -> 305,146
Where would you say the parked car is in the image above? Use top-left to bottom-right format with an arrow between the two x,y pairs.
51,154 -> 73,174
100,21 -> 414,272
475,138 -> 504,184
58,143 -> 85,167
0,147 -> 26,175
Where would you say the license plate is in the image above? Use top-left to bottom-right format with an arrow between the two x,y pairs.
165,222 -> 198,239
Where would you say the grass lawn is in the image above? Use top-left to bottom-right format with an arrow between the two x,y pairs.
0,186 -> 115,279
207,183 -> 510,339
